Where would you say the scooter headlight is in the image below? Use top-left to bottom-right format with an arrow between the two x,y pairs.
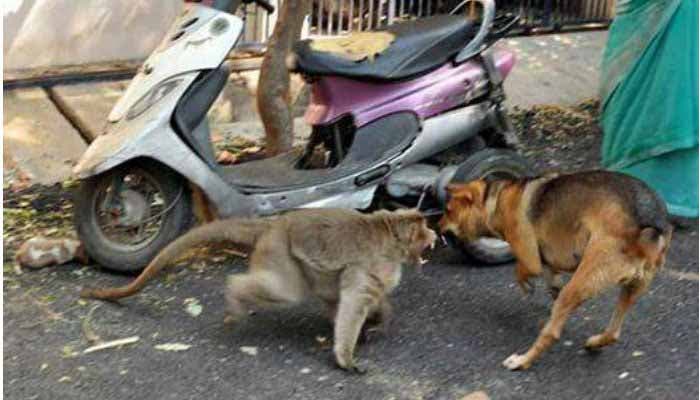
126,78 -> 183,121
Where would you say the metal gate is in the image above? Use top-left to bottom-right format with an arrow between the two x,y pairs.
237,0 -> 614,46
305,0 -> 614,37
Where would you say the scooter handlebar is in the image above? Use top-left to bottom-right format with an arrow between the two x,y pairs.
453,0 -> 496,63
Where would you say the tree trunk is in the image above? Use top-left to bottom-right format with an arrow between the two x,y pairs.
257,0 -> 309,156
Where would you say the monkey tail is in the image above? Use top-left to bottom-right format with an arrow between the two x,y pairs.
80,217 -> 274,300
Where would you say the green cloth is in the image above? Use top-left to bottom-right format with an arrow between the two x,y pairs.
600,0 -> 698,217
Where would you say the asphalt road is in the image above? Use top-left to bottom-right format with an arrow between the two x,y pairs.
4,221 -> 698,400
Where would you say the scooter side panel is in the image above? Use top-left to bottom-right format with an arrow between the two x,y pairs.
108,5 -> 243,122
72,71 -> 257,217
305,50 -> 515,127
74,73 -> 199,176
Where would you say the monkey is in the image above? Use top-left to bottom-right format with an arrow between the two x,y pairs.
81,208 -> 437,372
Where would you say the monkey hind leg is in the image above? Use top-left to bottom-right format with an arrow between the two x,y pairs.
224,269 -> 307,324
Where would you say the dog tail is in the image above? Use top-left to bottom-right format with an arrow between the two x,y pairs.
635,225 -> 673,269
80,217 -> 275,301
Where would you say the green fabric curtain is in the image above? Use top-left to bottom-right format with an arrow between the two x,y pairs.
600,0 -> 698,217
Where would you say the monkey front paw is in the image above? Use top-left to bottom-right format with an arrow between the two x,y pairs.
335,357 -> 368,374
334,348 -> 369,374
502,353 -> 531,371
350,362 -> 368,374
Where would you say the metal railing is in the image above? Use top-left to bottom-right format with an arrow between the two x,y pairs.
240,0 -> 614,44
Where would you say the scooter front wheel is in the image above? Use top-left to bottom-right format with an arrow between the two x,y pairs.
74,160 -> 192,272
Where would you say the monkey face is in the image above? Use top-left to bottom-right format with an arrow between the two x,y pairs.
404,214 -> 438,269
439,181 -> 489,243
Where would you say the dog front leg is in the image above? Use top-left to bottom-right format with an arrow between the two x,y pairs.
507,234 -> 543,296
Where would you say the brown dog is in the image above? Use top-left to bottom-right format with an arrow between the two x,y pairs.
439,170 -> 673,370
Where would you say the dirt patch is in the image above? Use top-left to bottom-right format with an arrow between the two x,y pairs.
511,99 -> 603,172
3,182 -> 76,262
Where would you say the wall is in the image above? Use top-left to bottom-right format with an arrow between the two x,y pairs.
3,0 -> 183,71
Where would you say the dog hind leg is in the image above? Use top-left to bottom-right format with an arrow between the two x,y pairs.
585,277 -> 649,350
503,242 -> 614,370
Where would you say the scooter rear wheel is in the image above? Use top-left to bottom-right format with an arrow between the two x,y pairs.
74,160 -> 192,272
447,148 -> 536,265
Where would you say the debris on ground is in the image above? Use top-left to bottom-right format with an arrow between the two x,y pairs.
459,391 -> 490,400
3,183 -> 76,263
15,236 -> 88,269
183,298 -> 203,317
510,99 -> 601,140
510,99 -> 603,172
216,150 -> 239,165
62,345 -> 79,358
81,305 -> 102,344
214,136 -> 265,165
240,346 -> 258,356
154,343 -> 192,352
83,336 -> 140,354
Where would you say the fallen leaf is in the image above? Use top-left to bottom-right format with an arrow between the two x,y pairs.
216,151 -> 239,165
242,146 -> 262,155
240,346 -> 258,356
183,298 -> 203,317
154,343 -> 191,352
62,345 -> 79,358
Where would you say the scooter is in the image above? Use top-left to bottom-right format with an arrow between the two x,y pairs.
72,0 -> 534,272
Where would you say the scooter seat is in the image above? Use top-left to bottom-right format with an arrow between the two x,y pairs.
290,14 -> 476,81
220,112 -> 419,191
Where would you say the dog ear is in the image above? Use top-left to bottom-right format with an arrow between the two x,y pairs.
446,184 -> 460,196
452,188 -> 473,205
470,180 -> 488,206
